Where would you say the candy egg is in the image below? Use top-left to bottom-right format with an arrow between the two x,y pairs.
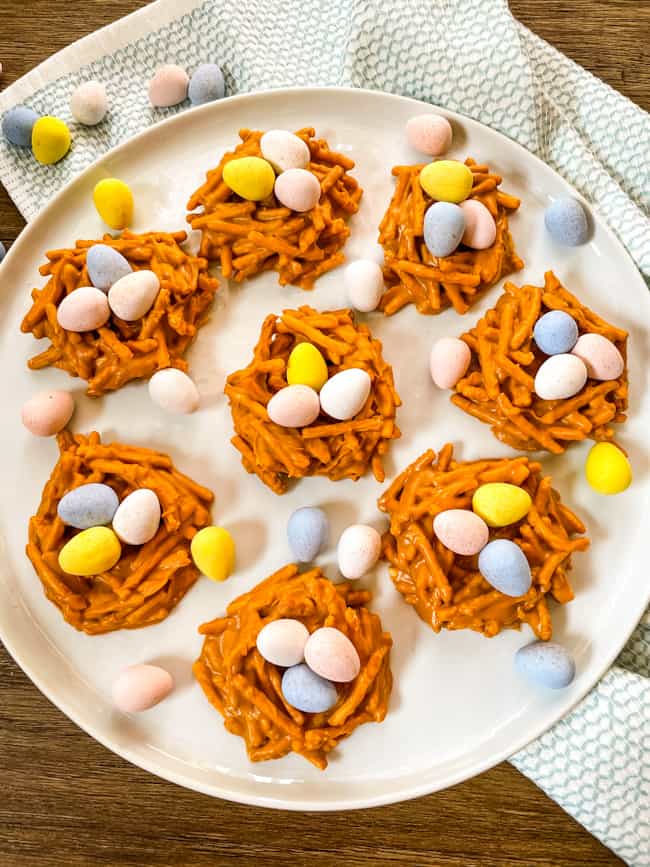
148,64 -> 189,107
571,333 -> 624,381
287,506 -> 329,561
478,539 -> 532,597
544,196 -> 589,246
2,105 -> 39,147
286,343 -> 328,391
93,178 -> 134,230
223,156 -> 275,201
534,354 -> 587,400
433,509 -> 489,556
405,114 -> 453,156
423,201 -> 465,257
148,368 -> 200,414
86,244 -> 132,291
0,241 -> 5,263
267,384 -> 320,427
515,641 -> 576,689
472,483 -> 532,527
57,286 -> 110,332
304,627 -> 360,683
108,269 -> 160,321
585,442 -> 632,495
31,116 -> 71,164
419,159 -> 473,203
58,483 -> 119,530
112,664 -> 174,713
281,663 -> 337,713
190,525 -> 236,582
256,618 -> 310,667
319,368 -> 371,421
188,63 -> 225,105
429,337 -> 471,389
112,489 -> 161,545
260,129 -> 310,173
21,390 -> 74,437
337,524 -> 381,579
274,168 -> 321,212
58,526 -> 121,576
70,81 -> 108,126
533,310 -> 579,355
344,259 -> 384,313
459,199 -> 497,250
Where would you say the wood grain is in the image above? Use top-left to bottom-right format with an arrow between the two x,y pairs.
1,1 -> 645,864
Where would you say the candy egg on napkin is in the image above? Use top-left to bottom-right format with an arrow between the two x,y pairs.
406,113 -> 452,156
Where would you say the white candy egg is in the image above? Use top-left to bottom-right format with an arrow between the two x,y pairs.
274,168 -> 321,212
304,627 -> 360,683
70,81 -> 108,126
112,488 -> 161,545
108,269 -> 160,321
256,618 -> 310,667
571,333 -> 624,381
319,368 -> 371,420
534,354 -> 588,400
57,286 -> 110,332
112,664 -> 173,713
337,524 -> 382,579
260,129 -> 310,173
344,259 -> 384,312
267,384 -> 320,428
148,368 -> 200,414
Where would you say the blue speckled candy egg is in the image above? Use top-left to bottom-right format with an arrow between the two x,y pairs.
287,506 -> 329,562
281,663 -> 338,713
188,63 -> 225,105
86,244 -> 132,292
57,483 -> 120,530
423,201 -> 465,258
2,105 -> 39,147
533,310 -> 579,355
478,539 -> 531,597
544,196 -> 589,246
515,640 -> 576,689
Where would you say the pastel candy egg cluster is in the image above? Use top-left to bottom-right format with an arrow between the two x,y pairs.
190,525 -> 236,582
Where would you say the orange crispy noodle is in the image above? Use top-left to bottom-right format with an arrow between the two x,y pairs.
378,157 -> 523,315
193,564 -> 392,769
451,271 -> 629,453
186,127 -> 362,289
378,444 -> 588,640
21,231 -> 219,397
26,431 -> 213,634
225,306 -> 401,494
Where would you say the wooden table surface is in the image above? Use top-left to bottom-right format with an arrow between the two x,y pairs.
1,2 -> 647,865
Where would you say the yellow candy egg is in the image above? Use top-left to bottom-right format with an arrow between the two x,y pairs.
31,116 -> 71,165
58,526 -> 121,576
585,442 -> 632,495
472,483 -> 532,527
287,342 -> 329,391
222,156 -> 275,201
93,178 -> 134,230
419,160 -> 473,203
191,526 -> 235,582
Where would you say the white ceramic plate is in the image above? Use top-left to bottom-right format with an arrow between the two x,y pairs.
0,88 -> 648,810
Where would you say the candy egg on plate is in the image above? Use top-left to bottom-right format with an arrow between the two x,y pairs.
544,196 -> 589,246
112,664 -> 174,712
267,384 -> 320,427
57,286 -> 110,332
472,483 -> 532,527
93,178 -> 134,230
534,354 -> 587,400
304,627 -> 360,683
112,488 -> 161,546
344,259 -> 384,313
585,442 -> 632,495
281,663 -> 337,713
287,506 -> 329,561
148,368 -> 200,414
478,539 -> 531,597
256,618 -> 310,667
58,526 -> 121,576
319,368 -> 371,421
260,129 -> 310,173
429,337 -> 471,389
337,524 -> 381,579
108,269 -> 160,321
515,641 -> 575,689
286,343 -> 328,391
274,168 -> 321,212
423,201 -> 465,258
190,525 -> 236,582
459,199 -> 496,250
58,483 -> 119,530
405,114 -> 452,156
148,64 -> 189,107
571,333 -> 624,381
21,390 -> 74,437
433,509 -> 489,556
533,310 -> 579,355
86,244 -> 132,291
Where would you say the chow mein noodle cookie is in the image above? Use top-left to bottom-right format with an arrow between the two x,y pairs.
378,444 -> 588,640
225,306 -> 401,494
26,431 -> 213,634
186,128 -> 362,289
378,157 -> 523,315
193,564 -> 392,769
21,231 -> 219,397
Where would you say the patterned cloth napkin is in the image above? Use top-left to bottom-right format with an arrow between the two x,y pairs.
0,0 -> 648,862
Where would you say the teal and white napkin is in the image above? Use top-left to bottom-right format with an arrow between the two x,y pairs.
0,1 -> 648,862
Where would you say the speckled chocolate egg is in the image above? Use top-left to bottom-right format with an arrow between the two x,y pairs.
260,129 -> 310,173
534,354 -> 588,400
256,618 -> 310,667
319,368 -> 371,421
112,488 -> 161,546
304,627 -> 360,683
21,390 -> 74,437
112,664 -> 174,712
459,199 -> 497,250
571,333 -> 624,381
149,368 -> 200,414
274,168 -> 321,212
337,524 -> 382,579
429,337 -> 471,389
406,113 -> 453,156
433,509 -> 489,556
148,64 -> 189,107
267,384 -> 320,428
108,269 -> 160,321
57,286 -> 110,332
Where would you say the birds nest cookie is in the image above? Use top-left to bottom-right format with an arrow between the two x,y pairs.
449,271 -> 628,453
378,444 -> 588,640
186,127 -> 362,289
26,430 -> 213,634
225,305 -> 401,494
21,230 -> 219,397
378,157 -> 523,315
193,563 -> 392,769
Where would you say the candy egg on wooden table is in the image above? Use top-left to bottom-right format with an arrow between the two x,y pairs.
544,195 -> 589,246
472,483 -> 532,527
70,81 -> 108,126
344,259 -> 384,312
533,310 -> 579,355
223,156 -> 275,201
58,483 -> 119,530
112,664 -> 174,713
585,442 -> 632,495
56,286 -> 110,332
571,333 -> 624,380
287,506 -> 329,561
260,129 -> 310,173
286,343 -> 328,391
304,626 -> 360,683
337,524 -> 381,579
21,390 -> 74,437
31,116 -> 71,164
190,525 -> 236,582
256,618 -> 310,667
459,199 -> 497,249
405,113 -> 452,156
58,526 -> 121,576
148,368 -> 200,414
86,244 -> 132,291
515,641 -> 576,689
274,168 -> 321,212
148,64 -> 189,107
108,269 -> 160,321
423,201 -> 465,257
2,105 -> 39,147
319,368 -> 371,421
188,63 -> 225,105
432,509 -> 489,556
267,384 -> 320,427
419,159 -> 473,203
429,337 -> 471,389
534,353 -> 587,400
478,539 -> 532,597
112,489 -> 161,546
281,663 -> 337,713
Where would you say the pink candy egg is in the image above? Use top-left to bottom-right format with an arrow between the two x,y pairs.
57,286 -> 110,332
274,168 -> 321,212
406,114 -> 453,156
112,664 -> 173,713
267,384 -> 320,428
433,509 -> 489,556
21,390 -> 74,437
460,199 -> 497,250
430,337 -> 471,389
148,65 -> 189,107
571,333 -> 624,381
304,627 -> 360,683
